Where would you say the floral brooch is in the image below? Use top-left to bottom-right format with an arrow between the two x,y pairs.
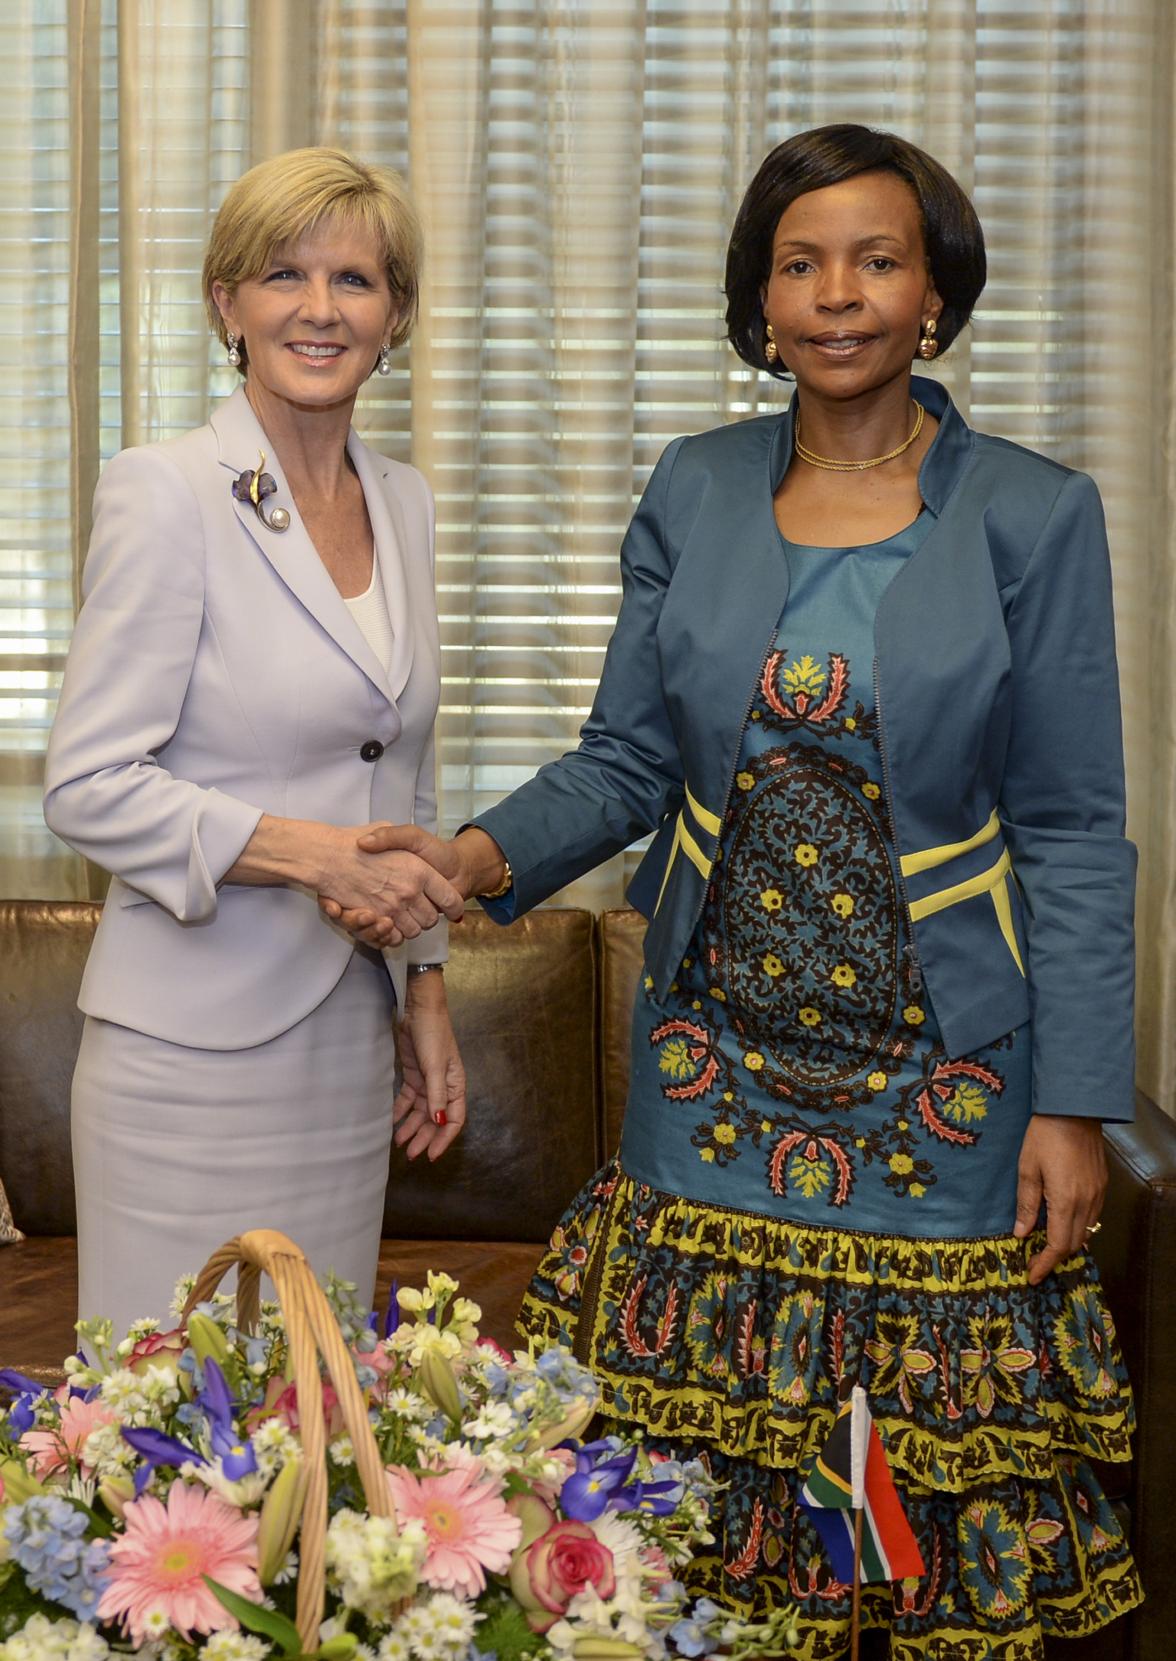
231,451 -> 290,533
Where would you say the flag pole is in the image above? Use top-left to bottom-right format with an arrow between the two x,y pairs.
850,1504 -> 864,1660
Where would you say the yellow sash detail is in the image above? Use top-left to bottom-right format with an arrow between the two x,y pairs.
899,809 -> 1000,878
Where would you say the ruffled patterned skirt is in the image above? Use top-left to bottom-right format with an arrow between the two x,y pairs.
517,1161 -> 1142,1660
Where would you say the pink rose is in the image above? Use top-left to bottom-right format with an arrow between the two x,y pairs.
127,1327 -> 187,1377
509,1520 -> 616,1632
246,1376 -> 343,1436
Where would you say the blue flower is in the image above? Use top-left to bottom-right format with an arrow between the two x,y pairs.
560,1440 -> 639,1521
0,1367 -> 51,1396
669,1598 -> 724,1657
535,1347 -> 597,1401
242,1335 -> 270,1374
957,1498 -> 1030,1618
619,1472 -> 684,1515
482,1360 -> 511,1397
668,1615 -> 710,1657
560,1435 -> 686,1522
121,1425 -> 206,1495
0,1367 -> 50,1436
199,1358 -> 258,1481
4,1496 -> 112,1619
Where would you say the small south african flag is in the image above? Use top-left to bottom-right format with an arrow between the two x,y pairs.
799,1385 -> 925,1585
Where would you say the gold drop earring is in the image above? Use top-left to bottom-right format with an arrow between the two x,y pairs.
918,318 -> 938,361
765,322 -> 779,364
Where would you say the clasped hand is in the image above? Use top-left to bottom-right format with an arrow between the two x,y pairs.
318,823 -> 469,947
316,822 -> 465,944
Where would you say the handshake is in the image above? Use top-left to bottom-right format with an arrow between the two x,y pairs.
316,821 -> 507,948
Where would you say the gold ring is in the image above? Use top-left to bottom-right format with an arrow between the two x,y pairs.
1085,1221 -> 1102,1236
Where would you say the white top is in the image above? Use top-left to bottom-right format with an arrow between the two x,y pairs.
343,556 -> 395,671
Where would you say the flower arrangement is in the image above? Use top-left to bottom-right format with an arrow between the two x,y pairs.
0,1266 -> 799,1661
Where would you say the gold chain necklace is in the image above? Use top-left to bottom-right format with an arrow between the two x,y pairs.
795,401 -> 925,472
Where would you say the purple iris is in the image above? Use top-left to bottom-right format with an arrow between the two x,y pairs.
198,1359 -> 257,1481
560,1440 -> 639,1521
560,1438 -> 684,1521
0,1368 -> 52,1395
615,1472 -> 684,1515
121,1426 -> 206,1495
382,1280 -> 401,1339
0,1368 -> 50,1437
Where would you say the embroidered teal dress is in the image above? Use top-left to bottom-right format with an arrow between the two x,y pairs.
519,519 -> 1141,1660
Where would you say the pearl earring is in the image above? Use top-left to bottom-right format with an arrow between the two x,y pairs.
226,331 -> 242,368
377,343 -> 392,376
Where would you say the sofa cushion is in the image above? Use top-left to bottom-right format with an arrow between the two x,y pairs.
0,901 -> 98,1236
382,909 -> 600,1242
0,1175 -> 22,1243
599,907 -> 646,1153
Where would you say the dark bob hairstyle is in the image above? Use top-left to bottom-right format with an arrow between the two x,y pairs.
725,124 -> 986,378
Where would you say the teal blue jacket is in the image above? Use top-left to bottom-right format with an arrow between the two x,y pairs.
476,378 -> 1136,1121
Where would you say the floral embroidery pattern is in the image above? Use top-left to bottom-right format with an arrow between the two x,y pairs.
1054,1288 -> 1121,1400
651,1016 -> 722,1101
518,1165 -> 1140,1639
634,633 -> 1029,1208
715,742 -> 901,1088
768,1127 -> 856,1207
757,648 -> 878,745
957,1498 -> 1032,1619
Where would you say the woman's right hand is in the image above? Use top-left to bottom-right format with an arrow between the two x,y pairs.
312,822 -> 466,938
319,824 -> 506,947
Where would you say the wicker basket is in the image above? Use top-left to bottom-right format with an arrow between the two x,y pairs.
181,1228 -> 395,1648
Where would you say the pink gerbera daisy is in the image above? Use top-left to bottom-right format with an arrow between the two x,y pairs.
386,1451 -> 523,1598
20,1391 -> 116,1479
96,1480 -> 261,1644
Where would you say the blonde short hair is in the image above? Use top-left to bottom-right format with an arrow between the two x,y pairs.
202,147 -> 422,370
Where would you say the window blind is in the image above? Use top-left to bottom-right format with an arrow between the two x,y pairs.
1,0 -> 1160,915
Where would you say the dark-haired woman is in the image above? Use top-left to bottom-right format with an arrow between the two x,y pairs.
336,124 -> 1140,1656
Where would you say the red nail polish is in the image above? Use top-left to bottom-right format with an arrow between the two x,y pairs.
434,1109 -> 447,1126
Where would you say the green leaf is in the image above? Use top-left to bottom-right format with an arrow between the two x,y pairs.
477,1598 -> 541,1661
67,1494 -> 114,1539
0,1565 -> 61,1641
203,1575 -> 304,1656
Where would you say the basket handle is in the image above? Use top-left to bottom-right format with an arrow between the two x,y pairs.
182,1229 -> 394,1647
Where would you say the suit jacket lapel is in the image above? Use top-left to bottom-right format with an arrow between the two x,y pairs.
210,388 -> 396,703
347,430 -> 416,702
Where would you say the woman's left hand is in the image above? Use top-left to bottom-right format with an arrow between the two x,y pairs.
391,972 -> 467,1161
1013,1113 -> 1107,1285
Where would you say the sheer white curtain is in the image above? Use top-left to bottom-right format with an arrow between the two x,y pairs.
3,0 -> 1173,1107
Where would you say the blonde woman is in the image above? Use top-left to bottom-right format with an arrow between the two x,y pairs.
45,148 -> 464,1335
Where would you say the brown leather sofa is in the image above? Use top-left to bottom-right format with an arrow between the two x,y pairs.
2,900 -> 1172,1656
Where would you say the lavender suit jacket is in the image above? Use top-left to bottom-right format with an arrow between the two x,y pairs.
44,387 -> 446,1049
